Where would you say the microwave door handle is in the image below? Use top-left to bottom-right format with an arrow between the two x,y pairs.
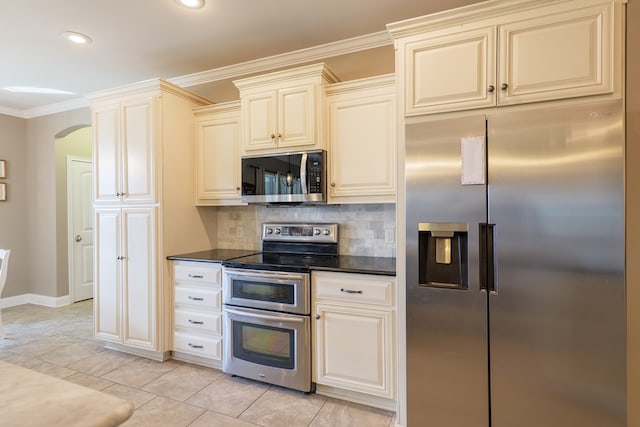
300,152 -> 308,194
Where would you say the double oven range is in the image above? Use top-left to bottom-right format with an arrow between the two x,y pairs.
222,223 -> 338,392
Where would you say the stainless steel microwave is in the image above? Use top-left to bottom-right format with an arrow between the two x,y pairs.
241,150 -> 326,204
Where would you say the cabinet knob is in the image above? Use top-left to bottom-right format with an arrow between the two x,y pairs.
236,186 -> 240,191
487,85 -> 495,93
330,182 -> 336,187
500,83 -> 508,91
277,133 -> 282,139
315,314 -> 320,320
270,134 -> 276,140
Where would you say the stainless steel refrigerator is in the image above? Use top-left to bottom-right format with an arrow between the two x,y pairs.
405,100 -> 626,427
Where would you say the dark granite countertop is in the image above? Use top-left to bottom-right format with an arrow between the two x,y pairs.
310,255 -> 396,276
167,250 -> 396,276
166,249 -> 260,263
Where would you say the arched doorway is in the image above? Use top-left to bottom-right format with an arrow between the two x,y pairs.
55,126 -> 93,302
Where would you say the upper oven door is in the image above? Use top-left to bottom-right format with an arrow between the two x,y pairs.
241,150 -> 326,204
223,268 -> 310,315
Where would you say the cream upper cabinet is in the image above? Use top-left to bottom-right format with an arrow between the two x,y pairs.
326,75 -> 397,204
388,0 -> 623,115
234,63 -> 339,154
93,97 -> 156,204
194,101 -> 244,206
312,271 -> 396,406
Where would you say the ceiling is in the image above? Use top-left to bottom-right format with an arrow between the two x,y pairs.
0,0 -> 483,118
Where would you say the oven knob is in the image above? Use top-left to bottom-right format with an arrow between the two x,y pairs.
265,227 -> 273,235
322,229 -> 330,236
314,228 -> 321,236
274,228 -> 281,234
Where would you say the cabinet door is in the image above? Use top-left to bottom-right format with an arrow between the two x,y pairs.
121,98 -> 156,203
242,91 -> 278,152
404,26 -> 496,115
278,84 -> 315,148
94,208 -> 122,341
93,105 -> 121,203
195,111 -> 242,203
328,91 -> 396,203
498,2 -> 615,105
314,303 -> 394,399
121,207 -> 157,350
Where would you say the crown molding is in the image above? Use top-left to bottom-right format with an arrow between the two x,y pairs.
3,30 -> 392,119
169,30 -> 392,89
0,97 -> 90,119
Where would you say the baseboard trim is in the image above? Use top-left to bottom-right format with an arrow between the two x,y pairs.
0,293 -> 72,309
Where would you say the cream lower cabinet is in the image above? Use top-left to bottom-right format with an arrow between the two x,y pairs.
171,262 -> 223,367
326,75 -> 396,204
388,0 -> 623,115
312,271 -> 396,408
193,101 -> 243,206
94,206 -> 157,351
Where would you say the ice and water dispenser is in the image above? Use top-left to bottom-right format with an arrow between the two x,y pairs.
418,222 -> 468,289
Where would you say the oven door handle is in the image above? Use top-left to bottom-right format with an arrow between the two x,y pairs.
224,307 -> 306,323
226,270 -> 307,284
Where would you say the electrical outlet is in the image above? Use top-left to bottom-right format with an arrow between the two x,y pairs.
385,228 -> 395,244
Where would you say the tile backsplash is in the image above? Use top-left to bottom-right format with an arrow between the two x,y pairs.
216,204 -> 396,258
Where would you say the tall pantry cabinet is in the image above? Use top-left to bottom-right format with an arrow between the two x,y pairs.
88,79 -> 213,359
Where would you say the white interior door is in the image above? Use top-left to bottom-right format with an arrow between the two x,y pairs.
68,157 -> 94,302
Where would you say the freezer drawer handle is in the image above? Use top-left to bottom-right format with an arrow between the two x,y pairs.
340,288 -> 363,294
479,223 -> 497,294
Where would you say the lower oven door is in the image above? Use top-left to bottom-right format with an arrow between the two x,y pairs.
223,305 -> 312,392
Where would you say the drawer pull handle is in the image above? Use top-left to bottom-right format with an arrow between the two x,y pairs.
188,319 -> 204,325
188,296 -> 204,301
188,343 -> 204,349
188,274 -> 204,278
340,288 -> 363,294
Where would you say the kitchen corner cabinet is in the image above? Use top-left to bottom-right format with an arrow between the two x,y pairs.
234,63 -> 339,154
388,0 -> 623,115
89,79 -> 211,359
326,75 -> 396,204
194,101 -> 244,206
171,261 -> 223,368
312,271 -> 396,407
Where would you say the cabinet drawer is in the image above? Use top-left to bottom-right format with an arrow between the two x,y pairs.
173,332 -> 221,360
174,309 -> 221,335
175,286 -> 221,310
174,264 -> 221,284
313,272 -> 395,307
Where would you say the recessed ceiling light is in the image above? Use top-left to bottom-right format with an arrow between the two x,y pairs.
176,0 -> 205,9
62,31 -> 92,45
3,86 -> 75,95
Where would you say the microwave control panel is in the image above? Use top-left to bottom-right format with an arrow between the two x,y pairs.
308,152 -> 323,193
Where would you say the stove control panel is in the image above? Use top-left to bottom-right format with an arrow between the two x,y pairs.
262,223 -> 338,243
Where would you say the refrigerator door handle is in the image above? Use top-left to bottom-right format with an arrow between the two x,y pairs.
479,223 -> 497,294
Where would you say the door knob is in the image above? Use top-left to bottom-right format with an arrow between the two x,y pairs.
75,235 -> 82,242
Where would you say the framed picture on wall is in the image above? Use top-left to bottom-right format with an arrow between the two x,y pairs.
0,183 -> 5,201
0,160 -> 5,178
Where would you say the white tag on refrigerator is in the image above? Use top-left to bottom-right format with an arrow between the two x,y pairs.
461,136 -> 485,185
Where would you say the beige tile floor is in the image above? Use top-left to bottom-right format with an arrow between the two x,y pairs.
0,301 -> 396,427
